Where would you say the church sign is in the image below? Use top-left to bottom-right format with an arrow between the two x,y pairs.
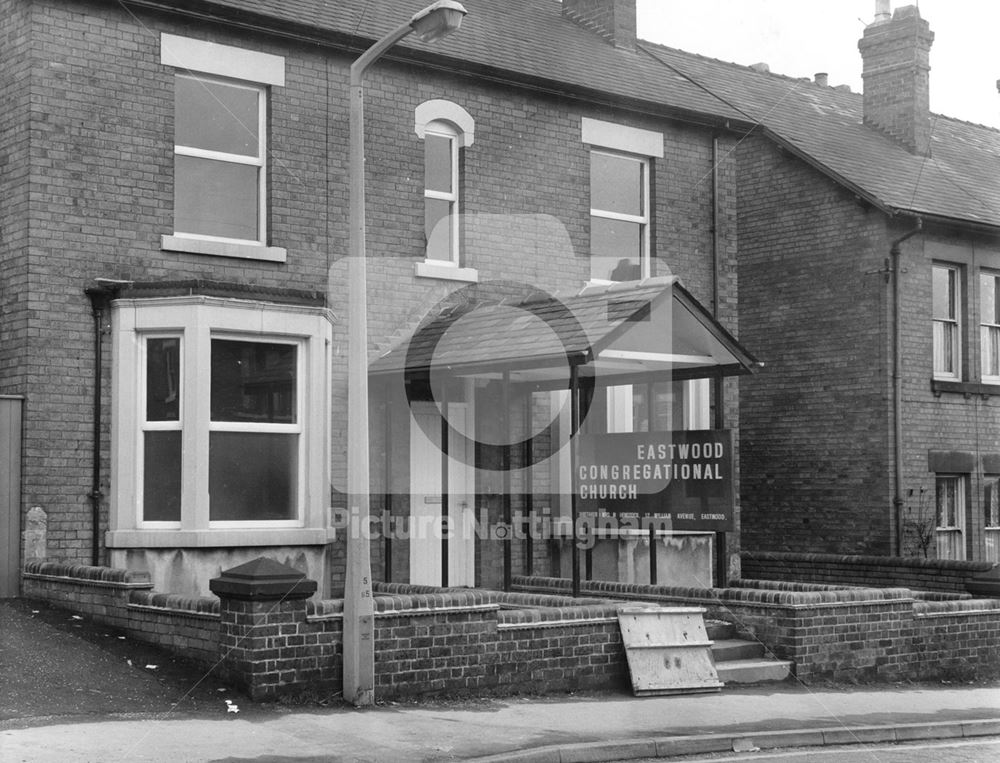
576,430 -> 735,531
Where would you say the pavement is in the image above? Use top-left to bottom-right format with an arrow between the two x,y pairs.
2,598 -> 1000,762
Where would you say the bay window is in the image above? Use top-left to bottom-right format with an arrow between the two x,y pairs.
110,296 -> 332,547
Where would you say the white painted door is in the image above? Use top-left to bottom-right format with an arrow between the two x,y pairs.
409,403 -> 475,586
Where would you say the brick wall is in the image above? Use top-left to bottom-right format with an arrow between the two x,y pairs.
737,134 -> 895,555
514,575 -> 1000,682
21,560 -> 219,663
741,550 -> 995,594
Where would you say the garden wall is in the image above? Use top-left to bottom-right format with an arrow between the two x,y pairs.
20,560 -> 1000,701
740,550 -> 996,594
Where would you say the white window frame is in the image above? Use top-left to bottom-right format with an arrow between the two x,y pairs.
932,263 -> 961,380
589,149 -> 651,283
985,474 -> 1000,563
159,33 -> 286,262
423,122 -> 460,265
137,333 -> 184,529
109,296 -> 333,549
206,333 -> 305,530
414,100 -> 477,282
582,118 -> 663,286
934,474 -> 966,560
981,270 -> 1000,383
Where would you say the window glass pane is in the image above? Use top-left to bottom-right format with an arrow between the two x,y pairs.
591,152 -> 643,216
425,196 -> 453,262
986,477 -> 1000,527
591,217 -> 641,281
175,75 -> 259,157
933,321 -> 955,375
932,266 -> 954,320
936,477 -> 958,527
982,273 -> 999,325
425,133 -> 453,194
143,431 -> 181,522
983,325 -> 1000,377
146,338 -> 180,421
209,432 -> 297,521
211,340 -> 297,423
174,155 -> 259,240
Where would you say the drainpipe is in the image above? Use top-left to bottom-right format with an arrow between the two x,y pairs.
890,217 -> 922,555
84,280 -> 126,566
711,136 -> 728,586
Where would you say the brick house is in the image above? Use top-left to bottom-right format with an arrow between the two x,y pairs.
0,0 -> 761,598
646,4 -> 1000,562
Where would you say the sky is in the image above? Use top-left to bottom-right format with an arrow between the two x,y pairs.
636,0 -> 1000,129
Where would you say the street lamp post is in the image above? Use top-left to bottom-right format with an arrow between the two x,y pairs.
343,0 -> 467,707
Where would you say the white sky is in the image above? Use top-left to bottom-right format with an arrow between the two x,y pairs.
636,0 -> 1000,128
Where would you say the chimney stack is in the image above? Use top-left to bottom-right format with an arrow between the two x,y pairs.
562,0 -> 636,50
858,4 -> 934,155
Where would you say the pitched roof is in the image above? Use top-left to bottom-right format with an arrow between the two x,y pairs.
140,0 -> 748,126
369,277 -> 759,382
642,42 -> 1000,230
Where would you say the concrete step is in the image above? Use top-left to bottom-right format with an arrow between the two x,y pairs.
711,638 -> 765,662
716,658 -> 794,684
705,621 -> 736,641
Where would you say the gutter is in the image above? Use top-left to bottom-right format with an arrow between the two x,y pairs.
890,218 -> 923,555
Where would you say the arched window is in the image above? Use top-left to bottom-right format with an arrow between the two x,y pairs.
414,100 -> 477,282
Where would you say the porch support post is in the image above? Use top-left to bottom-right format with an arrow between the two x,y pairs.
570,362 -> 581,598
523,388 -> 534,577
502,369 -> 512,591
441,385 -> 449,588
713,369 -> 727,588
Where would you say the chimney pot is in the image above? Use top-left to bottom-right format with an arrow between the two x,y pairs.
874,0 -> 891,24
749,62 -> 770,73
814,72 -> 829,87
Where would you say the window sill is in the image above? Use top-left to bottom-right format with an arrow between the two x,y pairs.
162,235 -> 287,263
931,379 -> 1000,398
106,527 -> 335,548
414,261 -> 479,282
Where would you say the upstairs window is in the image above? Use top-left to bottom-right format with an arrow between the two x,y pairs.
174,74 -> 265,243
160,33 -> 286,262
414,100 -> 477,282
424,121 -> 459,265
932,264 -> 961,379
589,151 -> 649,282
581,118 -> 662,284
981,271 -> 1000,382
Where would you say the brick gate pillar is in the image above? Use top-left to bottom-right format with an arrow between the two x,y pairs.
210,557 -> 318,700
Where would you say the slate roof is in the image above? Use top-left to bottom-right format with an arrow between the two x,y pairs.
138,0 -> 747,126
135,0 -> 1000,229
369,277 -> 758,378
642,42 -> 1000,230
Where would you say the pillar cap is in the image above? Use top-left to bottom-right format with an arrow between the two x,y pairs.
209,557 -> 317,601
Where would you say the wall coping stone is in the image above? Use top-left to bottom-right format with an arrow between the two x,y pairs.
209,557 -> 317,601
23,560 -> 153,588
741,550 -> 996,573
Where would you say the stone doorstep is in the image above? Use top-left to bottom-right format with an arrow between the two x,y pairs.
716,657 -> 794,684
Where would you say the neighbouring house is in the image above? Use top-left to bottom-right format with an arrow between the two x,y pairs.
646,3 -> 1000,562
0,0 -> 760,599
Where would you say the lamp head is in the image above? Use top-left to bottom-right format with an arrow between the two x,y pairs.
410,0 -> 467,43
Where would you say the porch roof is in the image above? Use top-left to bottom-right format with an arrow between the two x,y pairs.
369,277 -> 761,386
